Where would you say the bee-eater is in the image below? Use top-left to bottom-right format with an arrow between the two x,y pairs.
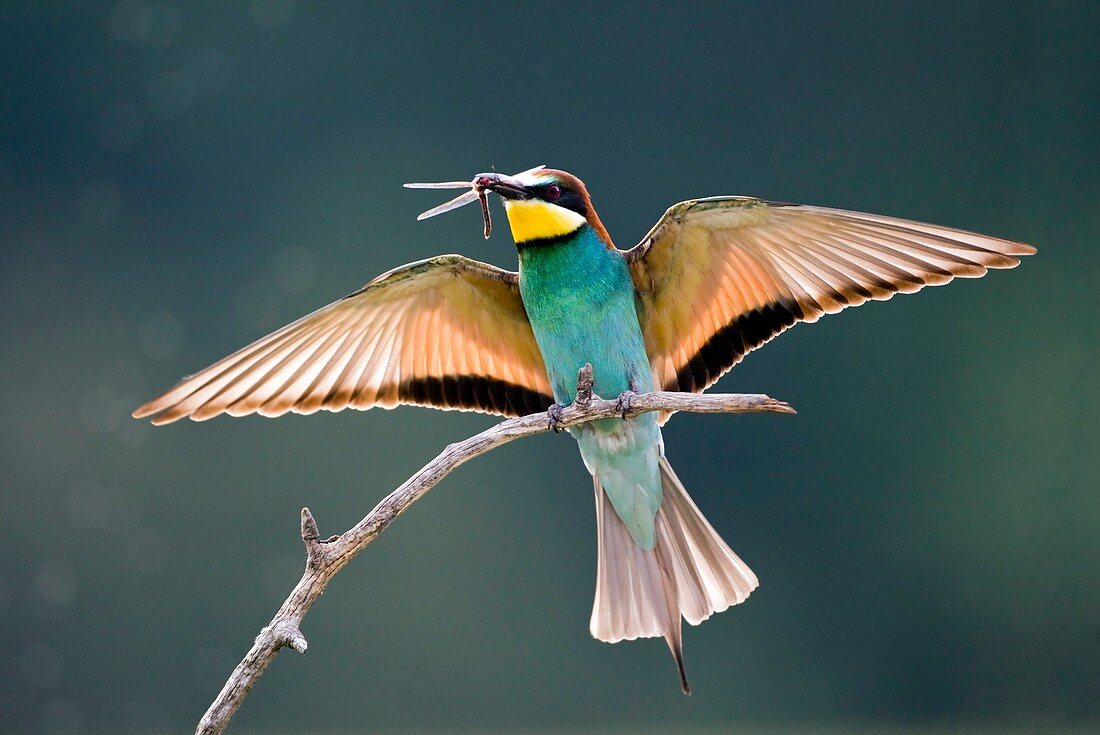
134,167 -> 1034,692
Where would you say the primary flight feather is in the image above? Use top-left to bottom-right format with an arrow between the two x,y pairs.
135,167 -> 1034,692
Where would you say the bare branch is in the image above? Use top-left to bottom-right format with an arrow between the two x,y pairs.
194,368 -> 794,735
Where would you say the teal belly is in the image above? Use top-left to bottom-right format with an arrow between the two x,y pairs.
518,228 -> 663,547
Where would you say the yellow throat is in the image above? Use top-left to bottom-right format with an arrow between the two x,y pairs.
503,199 -> 587,244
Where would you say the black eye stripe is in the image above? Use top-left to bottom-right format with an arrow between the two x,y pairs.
534,182 -> 586,216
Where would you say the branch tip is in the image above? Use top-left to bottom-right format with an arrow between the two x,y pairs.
287,632 -> 308,654
272,621 -> 308,653
764,398 -> 797,414
300,507 -> 320,544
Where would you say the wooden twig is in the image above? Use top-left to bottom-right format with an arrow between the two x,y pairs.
194,366 -> 795,735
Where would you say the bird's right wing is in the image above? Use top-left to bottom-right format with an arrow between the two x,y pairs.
133,255 -> 554,425
627,197 -> 1036,401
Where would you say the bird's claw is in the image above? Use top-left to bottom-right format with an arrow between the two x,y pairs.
547,403 -> 567,433
614,390 -> 638,420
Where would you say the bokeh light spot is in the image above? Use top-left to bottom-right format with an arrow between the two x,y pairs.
108,0 -> 152,42
270,246 -> 318,295
190,647 -> 236,690
249,0 -> 296,27
125,527 -> 169,573
78,386 -> 129,435
139,311 -> 185,360
115,414 -> 151,448
233,279 -> 280,333
184,49 -> 232,99
123,697 -> 169,734
77,179 -> 122,229
142,3 -> 181,48
22,643 -> 65,689
42,698 -> 84,735
0,152 -> 13,200
261,554 -> 302,600
34,560 -> 78,607
67,480 -> 114,530
147,69 -> 194,120
17,403 -> 88,477
96,100 -> 144,152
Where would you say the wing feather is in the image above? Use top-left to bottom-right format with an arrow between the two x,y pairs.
134,255 -> 554,424
627,198 -> 1035,408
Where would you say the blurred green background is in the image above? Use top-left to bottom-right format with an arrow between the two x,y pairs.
1,2 -> 1097,734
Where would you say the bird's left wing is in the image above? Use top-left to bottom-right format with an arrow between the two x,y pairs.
133,255 -> 554,425
627,197 -> 1035,405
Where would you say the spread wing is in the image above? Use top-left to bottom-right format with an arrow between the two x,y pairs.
627,197 -> 1035,401
134,255 -> 554,425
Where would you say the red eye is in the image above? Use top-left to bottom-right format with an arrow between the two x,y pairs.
545,184 -> 562,201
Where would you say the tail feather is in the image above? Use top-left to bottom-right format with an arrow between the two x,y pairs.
589,456 -> 758,693
653,541 -> 690,693
655,456 -> 758,624
590,477 -> 667,642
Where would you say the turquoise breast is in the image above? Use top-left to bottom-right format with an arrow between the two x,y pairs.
517,225 -> 663,547
517,226 -> 654,403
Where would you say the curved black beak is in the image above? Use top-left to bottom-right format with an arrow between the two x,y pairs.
474,173 -> 531,201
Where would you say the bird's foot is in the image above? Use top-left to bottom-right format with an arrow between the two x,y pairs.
547,402 -> 568,433
614,389 -> 638,420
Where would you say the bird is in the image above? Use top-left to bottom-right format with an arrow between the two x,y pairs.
133,166 -> 1035,693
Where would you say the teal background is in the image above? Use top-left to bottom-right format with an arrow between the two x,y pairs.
1,2 -> 1097,734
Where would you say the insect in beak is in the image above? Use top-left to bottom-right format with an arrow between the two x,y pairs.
404,165 -> 544,239
477,186 -> 492,239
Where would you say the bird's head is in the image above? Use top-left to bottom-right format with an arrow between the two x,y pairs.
474,168 -> 613,248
